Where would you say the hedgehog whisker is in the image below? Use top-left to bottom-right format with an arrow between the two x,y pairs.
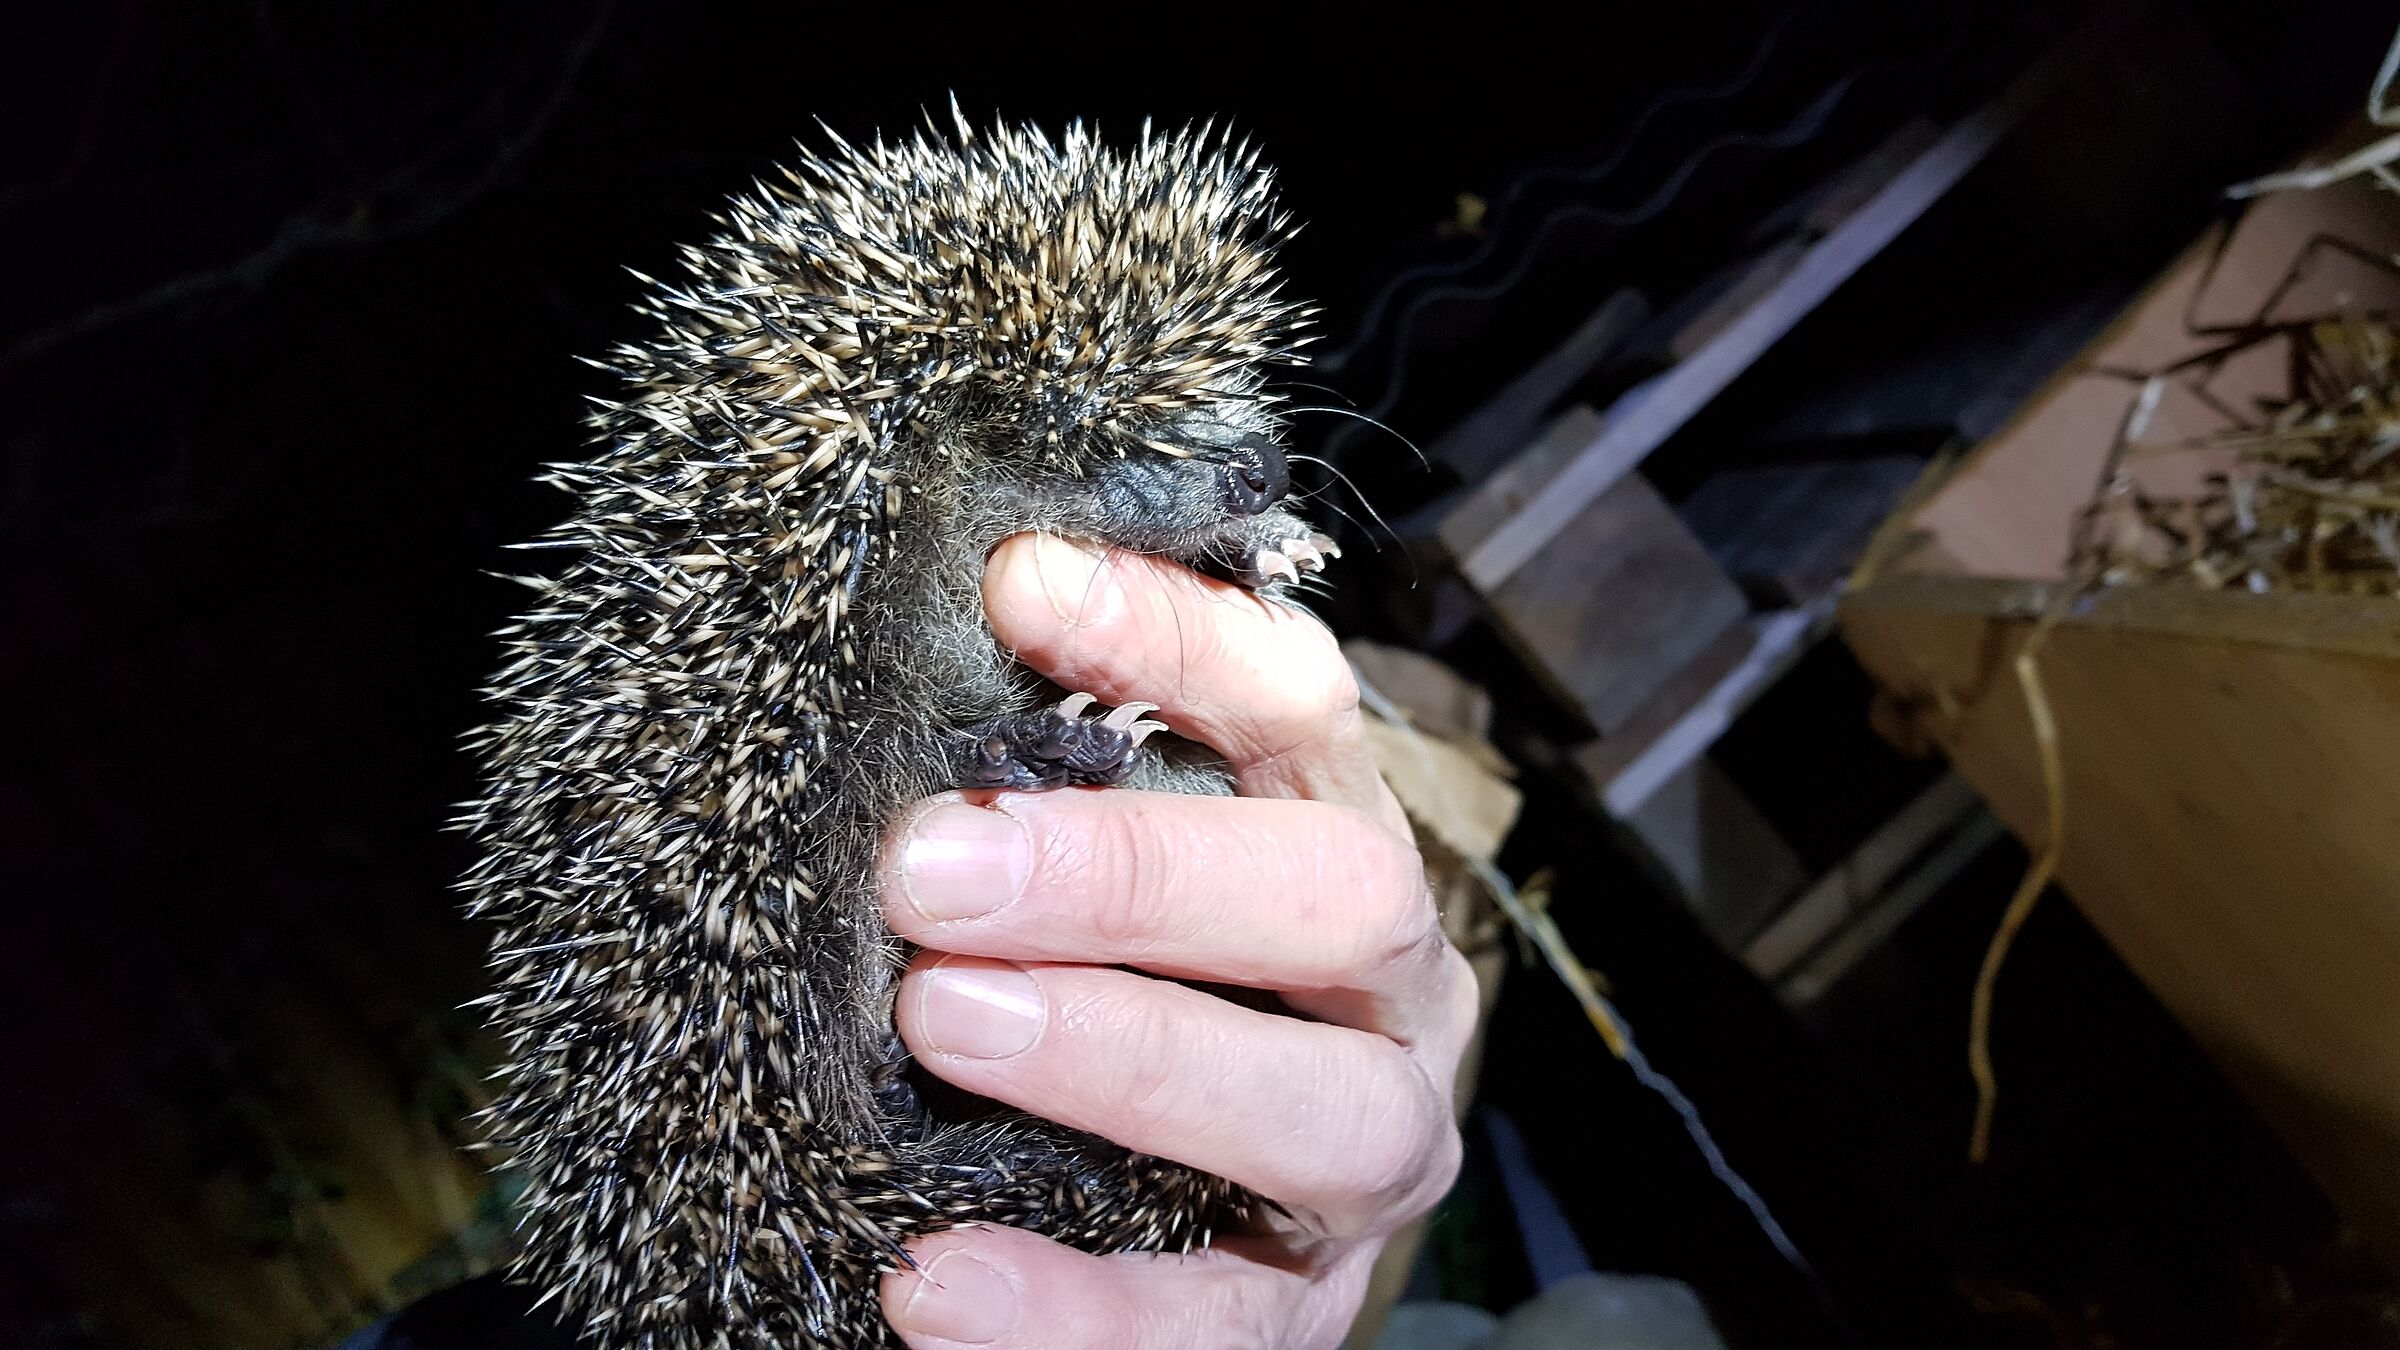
1299,495 -> 1383,555
1279,379 -> 1356,402
1287,452 -> 1400,555
1284,404 -> 1429,469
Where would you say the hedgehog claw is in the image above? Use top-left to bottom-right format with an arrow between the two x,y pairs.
1099,700 -> 1160,731
1055,691 -> 1100,719
1126,719 -> 1169,745
1251,548 -> 1301,586
1281,533 -> 1340,573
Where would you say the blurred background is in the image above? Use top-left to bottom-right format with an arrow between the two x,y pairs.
6,3 -> 2400,1347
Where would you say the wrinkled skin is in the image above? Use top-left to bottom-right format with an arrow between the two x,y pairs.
877,535 -> 1474,1349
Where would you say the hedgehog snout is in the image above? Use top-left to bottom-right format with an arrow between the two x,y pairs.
1219,434 -> 1289,516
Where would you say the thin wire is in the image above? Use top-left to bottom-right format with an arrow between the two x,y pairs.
1322,15 -> 1971,464
1324,75 -> 1859,460
1354,569 -> 1859,1336
1458,854 -> 1824,1292
1613,993 -> 1821,1280
1316,2 -> 1815,374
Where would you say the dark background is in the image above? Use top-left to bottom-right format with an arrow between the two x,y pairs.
4,3 -> 2397,1348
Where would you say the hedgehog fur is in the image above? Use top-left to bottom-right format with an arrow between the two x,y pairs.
457,113 -> 1331,1348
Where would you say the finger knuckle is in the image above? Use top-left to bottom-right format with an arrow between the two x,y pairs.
1088,990 -> 1199,1134
1210,1269 -> 1297,1350
1415,1110 -> 1465,1214
1085,1272 -> 1157,1350
1282,632 -> 1362,729
1330,828 -> 1442,982
1436,944 -> 1483,1045
1038,803 -> 1112,893
1289,1259 -> 1376,1350
1340,1047 -> 1453,1224
1078,805 -> 1178,951
1307,643 -> 1362,722
1353,1110 -> 1458,1235
1214,615 -> 1356,736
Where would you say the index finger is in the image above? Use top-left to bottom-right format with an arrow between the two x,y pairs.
983,532 -> 1403,827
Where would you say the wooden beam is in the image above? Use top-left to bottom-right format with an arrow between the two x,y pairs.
1429,289 -> 1650,480
1576,598 -> 1838,817
1742,771 -> 1985,981
1777,810 -> 2007,1005
1620,757 -> 1810,949
1459,23 -> 2119,593
1482,465 -> 1751,736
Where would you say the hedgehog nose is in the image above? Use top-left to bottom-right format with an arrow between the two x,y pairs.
1221,437 -> 1289,516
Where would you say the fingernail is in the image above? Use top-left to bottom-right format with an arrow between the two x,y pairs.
1025,532 -> 1124,627
916,961 -> 1045,1059
893,1249 -> 1019,1344
899,801 -> 1031,922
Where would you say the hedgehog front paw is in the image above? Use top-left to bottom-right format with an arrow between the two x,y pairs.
955,692 -> 1168,791
1235,531 -> 1340,589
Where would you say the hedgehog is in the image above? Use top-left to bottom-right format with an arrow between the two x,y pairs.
456,113 -> 1335,1348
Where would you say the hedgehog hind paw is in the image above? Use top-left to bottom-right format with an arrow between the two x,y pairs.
871,1030 -> 926,1134
954,692 -> 1164,790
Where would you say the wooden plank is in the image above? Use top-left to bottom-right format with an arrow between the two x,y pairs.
1419,398 -> 1682,656
1844,573 -> 2400,662
1576,599 -> 1837,816
1841,595 -> 2400,1261
1777,809 -> 2008,1005
1480,461 -> 1749,735
1429,289 -> 1650,480
1460,23 -> 2119,593
1437,404 -> 1640,562
1681,455 -> 1926,606
1663,121 -> 1942,362
1619,756 -> 1809,949
1742,770 -> 1984,980
1568,452 -> 1913,833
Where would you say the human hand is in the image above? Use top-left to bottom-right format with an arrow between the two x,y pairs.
875,532 -> 1476,1348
